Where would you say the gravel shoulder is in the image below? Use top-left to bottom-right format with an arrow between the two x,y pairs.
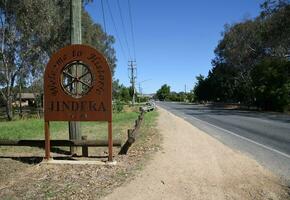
103,107 -> 290,200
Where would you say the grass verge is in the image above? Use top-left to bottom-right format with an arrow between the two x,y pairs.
0,108 -> 160,200
0,110 -> 139,140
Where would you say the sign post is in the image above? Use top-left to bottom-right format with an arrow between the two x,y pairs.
69,0 -> 82,155
44,44 -> 113,161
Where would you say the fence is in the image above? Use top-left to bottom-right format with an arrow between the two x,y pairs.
0,103 -> 156,157
119,104 -> 155,155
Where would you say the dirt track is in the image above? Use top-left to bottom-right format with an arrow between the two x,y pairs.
103,107 -> 289,200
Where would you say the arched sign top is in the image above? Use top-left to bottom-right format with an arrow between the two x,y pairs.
44,44 -> 112,122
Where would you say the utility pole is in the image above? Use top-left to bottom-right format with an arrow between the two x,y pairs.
138,83 -> 142,96
128,60 -> 137,105
184,84 -> 187,102
69,0 -> 82,155
18,73 -> 23,118
138,83 -> 142,103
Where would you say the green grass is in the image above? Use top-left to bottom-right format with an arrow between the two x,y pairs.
0,119 -> 67,140
0,111 -> 139,141
0,107 -> 159,157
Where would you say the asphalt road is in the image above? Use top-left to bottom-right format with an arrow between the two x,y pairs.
157,101 -> 290,184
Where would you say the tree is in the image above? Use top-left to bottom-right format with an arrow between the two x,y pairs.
260,2 -> 290,57
82,10 -> 116,75
112,79 -> 131,102
0,0 -> 116,120
186,90 -> 195,102
251,58 -> 290,111
194,0 -> 290,110
0,0 -> 47,120
193,75 -> 210,102
156,84 -> 170,101
213,20 -> 264,104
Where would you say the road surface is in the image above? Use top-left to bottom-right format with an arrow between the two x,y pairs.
157,101 -> 290,184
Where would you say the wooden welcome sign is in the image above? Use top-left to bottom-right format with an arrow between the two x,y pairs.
44,44 -> 113,161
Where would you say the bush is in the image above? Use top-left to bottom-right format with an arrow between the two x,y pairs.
251,58 -> 290,111
113,100 -> 124,113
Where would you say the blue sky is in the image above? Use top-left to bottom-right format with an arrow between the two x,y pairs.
85,0 -> 264,94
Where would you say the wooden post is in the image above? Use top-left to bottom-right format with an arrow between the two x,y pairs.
18,79 -> 22,118
81,135 -> 88,157
108,122 -> 113,161
45,121 -> 50,160
118,129 -> 134,155
69,0 -> 82,155
127,129 -> 135,143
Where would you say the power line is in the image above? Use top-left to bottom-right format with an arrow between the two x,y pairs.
105,0 -> 127,60
128,60 -> 137,105
127,0 -> 136,61
117,0 -> 132,60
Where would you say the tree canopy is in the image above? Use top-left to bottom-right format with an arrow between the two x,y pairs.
194,0 -> 290,111
0,0 -> 116,120
155,84 -> 170,101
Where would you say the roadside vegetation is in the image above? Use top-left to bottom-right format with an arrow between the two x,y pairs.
194,1 -> 290,112
0,0 -> 116,121
0,107 -> 138,140
0,105 -> 148,156
154,1 -> 290,112
155,84 -> 195,103
0,109 -> 160,199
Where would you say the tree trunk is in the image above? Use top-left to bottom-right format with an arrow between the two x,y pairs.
6,96 -> 13,121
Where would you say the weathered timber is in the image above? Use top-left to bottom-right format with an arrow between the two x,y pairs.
81,135 -> 88,157
119,129 -> 134,155
119,111 -> 145,155
69,0 -> 82,155
0,139 -> 121,147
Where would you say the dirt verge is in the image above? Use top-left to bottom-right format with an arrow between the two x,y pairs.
103,107 -> 290,200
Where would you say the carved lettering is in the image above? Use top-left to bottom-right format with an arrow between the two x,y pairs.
72,102 -> 79,111
63,101 -> 70,110
96,81 -> 105,95
98,102 -> 106,112
56,55 -> 67,66
48,72 -> 58,96
56,57 -> 63,66
48,101 -> 106,112
80,101 -> 87,111
73,50 -> 82,57
99,74 -> 105,81
88,53 -> 104,70
89,101 -> 97,111
87,53 -> 99,63
45,45 -> 112,122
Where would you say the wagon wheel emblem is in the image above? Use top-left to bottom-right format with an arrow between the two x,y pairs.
61,61 -> 93,98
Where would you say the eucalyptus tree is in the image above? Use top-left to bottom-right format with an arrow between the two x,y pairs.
194,0 -> 290,110
0,0 -> 116,120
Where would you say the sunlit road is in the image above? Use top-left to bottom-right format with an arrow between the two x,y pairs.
157,101 -> 290,184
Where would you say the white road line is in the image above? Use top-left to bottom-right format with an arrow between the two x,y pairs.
159,105 -> 290,159
189,115 -> 290,159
